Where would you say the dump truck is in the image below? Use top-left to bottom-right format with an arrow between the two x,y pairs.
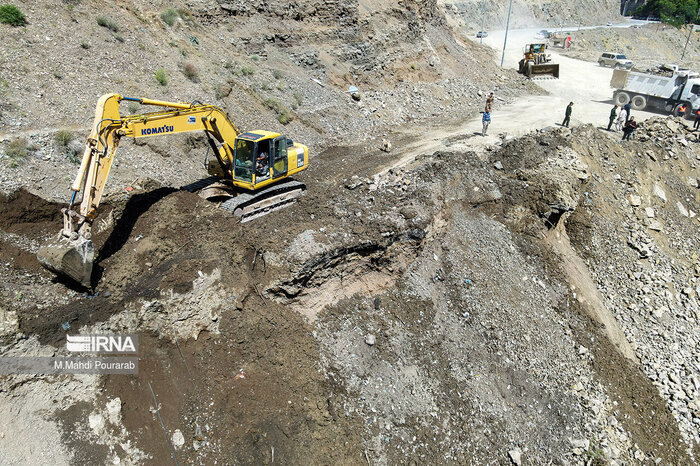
518,44 -> 560,78
611,68 -> 700,116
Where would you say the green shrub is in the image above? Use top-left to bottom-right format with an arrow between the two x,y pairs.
127,102 -> 140,114
0,4 -> 27,27
80,41 -> 90,49
96,16 -> 118,32
4,138 -> 28,167
293,91 -> 303,108
161,8 -> 178,26
182,62 -> 198,81
240,66 -> 255,76
55,130 -> 73,149
215,83 -> 232,100
263,98 -> 294,125
154,67 -> 167,86
177,8 -> 196,26
114,33 -> 124,43
272,69 -> 283,79
250,54 -> 259,62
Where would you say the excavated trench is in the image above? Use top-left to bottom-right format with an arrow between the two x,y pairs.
269,229 -> 427,321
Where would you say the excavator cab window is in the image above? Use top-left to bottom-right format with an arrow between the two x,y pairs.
256,140 -> 271,181
234,139 -> 255,182
272,136 -> 288,178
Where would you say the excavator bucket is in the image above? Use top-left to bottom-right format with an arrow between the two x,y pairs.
37,237 -> 94,288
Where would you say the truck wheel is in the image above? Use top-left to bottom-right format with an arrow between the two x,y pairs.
673,103 -> 692,119
630,95 -> 647,110
598,60 -> 605,67
614,92 -> 630,106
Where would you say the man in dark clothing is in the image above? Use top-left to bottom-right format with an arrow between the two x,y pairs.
607,105 -> 618,131
485,92 -> 494,112
621,117 -> 637,141
694,109 -> 700,130
623,102 -> 631,123
562,102 -> 573,127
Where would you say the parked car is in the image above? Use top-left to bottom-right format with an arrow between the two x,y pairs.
476,31 -> 488,38
538,29 -> 551,38
598,52 -> 634,69
631,24 -> 642,29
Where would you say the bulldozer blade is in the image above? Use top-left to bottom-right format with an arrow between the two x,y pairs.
529,63 -> 559,78
37,237 -> 95,288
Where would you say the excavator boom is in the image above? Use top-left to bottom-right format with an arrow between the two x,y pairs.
37,93 -> 308,287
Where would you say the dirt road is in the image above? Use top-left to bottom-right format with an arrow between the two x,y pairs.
383,23 -> 662,175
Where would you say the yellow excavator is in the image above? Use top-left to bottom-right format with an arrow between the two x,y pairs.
37,93 -> 309,287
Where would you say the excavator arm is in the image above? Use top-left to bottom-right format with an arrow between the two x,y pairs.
38,93 -> 244,286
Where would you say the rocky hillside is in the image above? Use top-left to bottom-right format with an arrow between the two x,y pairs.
440,0 -> 623,31
1,0 -> 542,203
561,23 -> 700,70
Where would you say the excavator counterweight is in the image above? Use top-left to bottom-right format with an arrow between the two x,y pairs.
37,93 -> 309,287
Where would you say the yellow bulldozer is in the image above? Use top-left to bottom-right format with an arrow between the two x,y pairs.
518,44 -> 560,78
37,93 -> 309,287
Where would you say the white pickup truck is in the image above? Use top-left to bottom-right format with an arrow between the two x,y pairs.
610,69 -> 700,117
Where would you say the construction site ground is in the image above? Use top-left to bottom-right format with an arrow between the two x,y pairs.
1,4 -> 700,465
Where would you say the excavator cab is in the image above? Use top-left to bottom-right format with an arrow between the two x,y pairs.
229,132 -> 301,188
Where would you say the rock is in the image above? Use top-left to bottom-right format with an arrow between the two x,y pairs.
571,438 -> 590,450
365,334 -> 376,346
88,412 -> 105,433
645,207 -> 655,218
172,429 -> 185,449
67,139 -> 84,156
344,175 -> 363,190
508,449 -> 522,465
380,139 -> 392,153
494,161 -> 504,170
677,202 -> 689,217
652,184 -> 667,202
689,177 -> 699,188
648,219 -> 663,231
106,397 -> 121,424
652,307 -> 664,318
629,195 -> 642,206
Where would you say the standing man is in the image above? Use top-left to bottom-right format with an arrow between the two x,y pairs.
607,105 -> 618,131
622,116 -> 637,141
562,102 -> 573,128
694,108 -> 700,130
624,102 -> 631,123
485,92 -> 494,112
482,110 -> 491,136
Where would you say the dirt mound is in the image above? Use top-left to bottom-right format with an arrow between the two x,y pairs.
0,188 -> 62,236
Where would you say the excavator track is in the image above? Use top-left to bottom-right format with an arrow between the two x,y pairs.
220,179 -> 306,222
180,176 -> 220,193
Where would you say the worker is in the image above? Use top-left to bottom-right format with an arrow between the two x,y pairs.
482,111 -> 491,136
694,109 -> 700,130
621,116 -> 637,141
562,102 -> 573,128
607,105 -> 618,131
256,151 -> 269,177
615,111 -> 625,131
485,92 -> 494,112
623,102 -> 631,123
678,104 -> 687,118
